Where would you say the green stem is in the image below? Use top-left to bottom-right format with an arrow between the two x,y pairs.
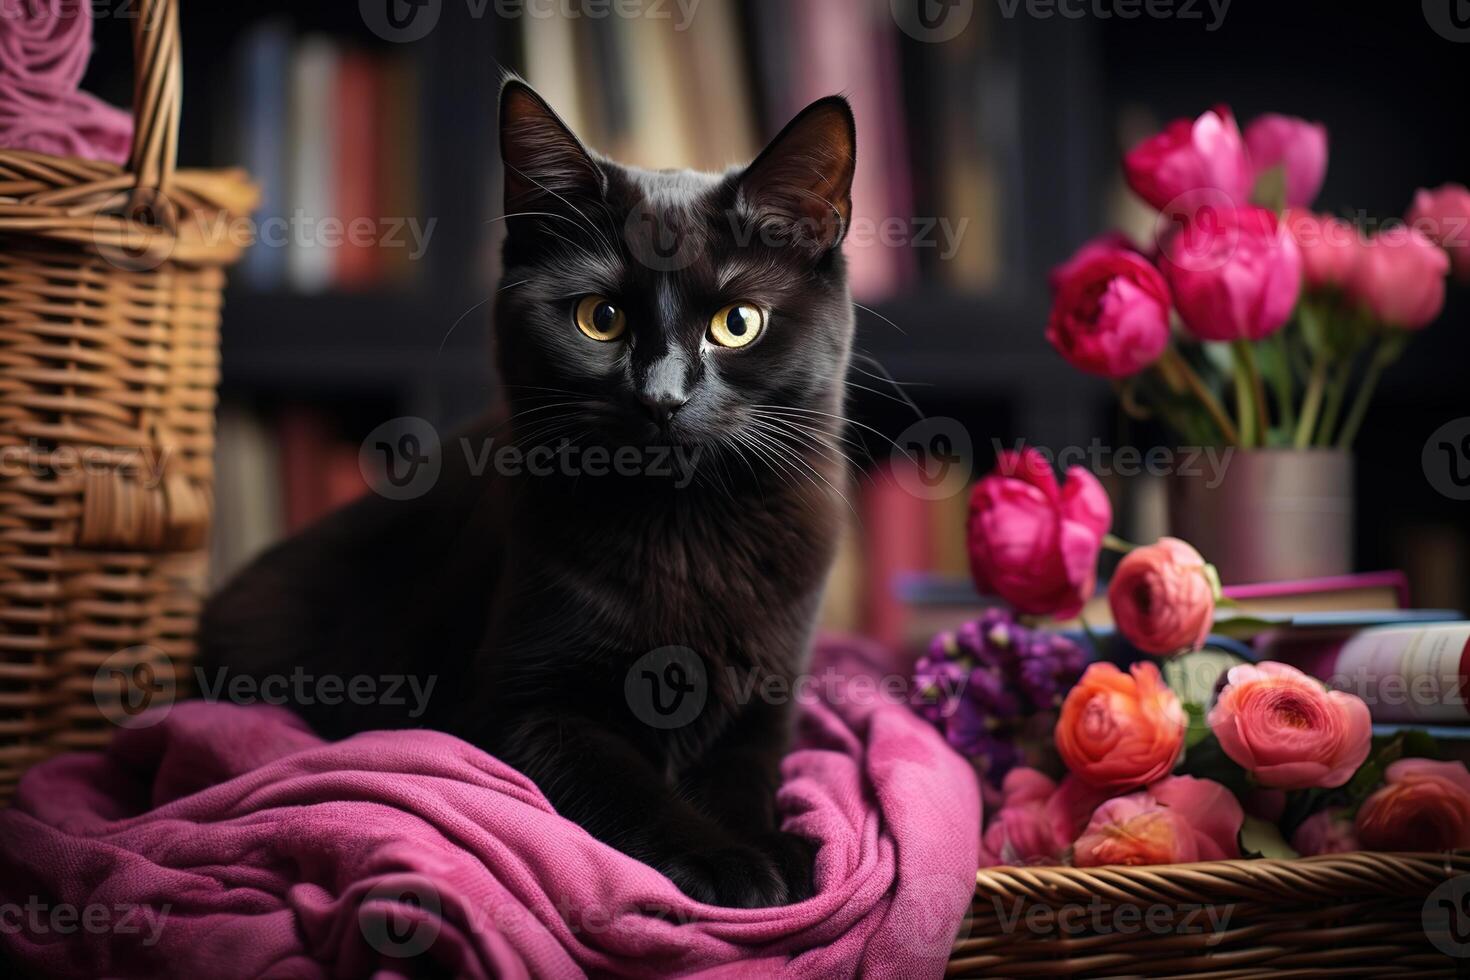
1271,333 -> 1297,439
1230,344 -> 1257,447
1294,354 -> 1327,450
1233,340 -> 1270,443
1160,347 -> 1239,447
1336,338 -> 1393,449
1103,533 -> 1138,553
1316,358 -> 1354,447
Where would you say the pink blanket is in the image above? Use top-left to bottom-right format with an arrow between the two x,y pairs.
0,638 -> 979,979
0,0 -> 132,162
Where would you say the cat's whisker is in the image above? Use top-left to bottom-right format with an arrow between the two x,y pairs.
852,301 -> 908,337
751,404 -> 919,466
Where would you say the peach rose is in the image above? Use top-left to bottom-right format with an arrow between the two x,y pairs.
1056,661 -> 1186,792
1208,661 -> 1371,789
1073,775 -> 1242,867
1292,807 -> 1359,856
1107,537 -> 1215,656
1356,758 -> 1470,851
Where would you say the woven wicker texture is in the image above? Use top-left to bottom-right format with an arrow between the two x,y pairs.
0,0 -> 255,800
950,852 -> 1469,976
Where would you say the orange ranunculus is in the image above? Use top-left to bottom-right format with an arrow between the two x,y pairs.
1055,661 -> 1186,792
1208,661 -> 1371,790
1356,758 -> 1470,851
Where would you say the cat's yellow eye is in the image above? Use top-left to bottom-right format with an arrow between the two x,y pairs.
709,303 -> 764,349
575,295 -> 627,342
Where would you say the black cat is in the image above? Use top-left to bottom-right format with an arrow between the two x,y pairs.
201,80 -> 858,908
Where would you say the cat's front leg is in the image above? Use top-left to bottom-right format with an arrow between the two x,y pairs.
678,699 -> 818,903
489,709 -> 806,908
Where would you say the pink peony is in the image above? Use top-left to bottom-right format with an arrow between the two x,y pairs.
1406,183 -> 1470,283
1072,776 -> 1243,867
1348,226 -> 1450,329
1356,758 -> 1470,851
1159,205 -> 1303,341
1208,661 -> 1372,790
1043,773 -> 1112,843
1046,241 -> 1172,379
966,448 -> 1111,619
1124,106 -> 1253,213
1107,536 -> 1215,657
1243,114 -> 1328,208
1292,807 -> 1359,856
1284,209 -> 1361,290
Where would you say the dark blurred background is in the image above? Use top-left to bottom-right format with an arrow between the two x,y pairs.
80,0 -> 1470,625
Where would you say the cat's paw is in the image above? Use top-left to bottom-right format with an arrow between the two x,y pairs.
664,833 -> 819,908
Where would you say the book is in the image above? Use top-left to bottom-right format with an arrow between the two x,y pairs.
893,570 -> 1448,653
861,464 -> 933,650
233,20 -> 290,290
1265,622 -> 1470,724
333,51 -> 382,289
287,37 -> 339,293
212,404 -> 285,584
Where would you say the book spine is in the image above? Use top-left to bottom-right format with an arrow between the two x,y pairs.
1303,623 -> 1470,724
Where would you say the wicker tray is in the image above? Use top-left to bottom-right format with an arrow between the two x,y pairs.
0,0 -> 255,800
949,852 -> 1470,976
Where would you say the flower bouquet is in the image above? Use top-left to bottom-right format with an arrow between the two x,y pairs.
1046,106 -> 1465,451
913,449 -> 1469,870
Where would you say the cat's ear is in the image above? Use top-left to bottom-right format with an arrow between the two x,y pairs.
737,96 -> 856,251
499,78 -> 605,211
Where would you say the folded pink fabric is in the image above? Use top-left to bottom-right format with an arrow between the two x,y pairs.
0,0 -> 132,163
0,636 -> 980,979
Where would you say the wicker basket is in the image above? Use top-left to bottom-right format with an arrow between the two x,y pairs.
949,852 -> 1470,976
0,0 -> 255,800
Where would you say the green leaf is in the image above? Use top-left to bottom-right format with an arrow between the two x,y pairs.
1251,164 -> 1288,214
1184,702 -> 1211,749
1239,815 -> 1299,860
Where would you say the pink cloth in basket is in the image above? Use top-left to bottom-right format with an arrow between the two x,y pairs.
0,0 -> 132,162
0,636 -> 979,979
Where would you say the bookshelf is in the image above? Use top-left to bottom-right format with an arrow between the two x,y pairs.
74,1 -> 1470,614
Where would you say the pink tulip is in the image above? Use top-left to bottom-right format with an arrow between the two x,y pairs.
966,448 -> 1111,619
1244,114 -> 1328,208
1107,536 -> 1215,656
1348,226 -> 1450,329
1292,807 -> 1359,856
1124,106 -> 1253,213
1405,183 -> 1470,284
1356,758 -> 1470,851
1072,776 -> 1242,867
1284,209 -> 1361,290
1208,661 -> 1372,790
1159,205 -> 1303,341
1046,240 -> 1172,379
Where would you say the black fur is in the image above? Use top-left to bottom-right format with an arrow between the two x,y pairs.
201,80 -> 858,908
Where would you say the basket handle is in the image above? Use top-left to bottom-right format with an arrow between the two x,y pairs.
124,0 -> 182,203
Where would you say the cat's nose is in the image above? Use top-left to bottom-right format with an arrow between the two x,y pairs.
639,389 -> 687,426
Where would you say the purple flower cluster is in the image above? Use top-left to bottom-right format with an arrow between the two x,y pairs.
913,608 -> 1087,783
